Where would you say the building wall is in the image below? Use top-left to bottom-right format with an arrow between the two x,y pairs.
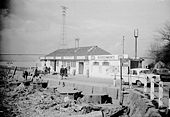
89,60 -> 120,78
40,55 -> 143,78
41,58 -> 124,78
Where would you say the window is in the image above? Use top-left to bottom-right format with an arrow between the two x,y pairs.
56,61 -> 59,66
71,61 -> 76,67
93,62 -> 99,66
102,62 -> 109,66
62,61 -> 66,67
139,70 -> 150,74
50,61 -> 54,66
133,70 -> 137,75
67,61 -> 71,67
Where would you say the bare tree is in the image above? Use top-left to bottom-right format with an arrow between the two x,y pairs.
158,23 -> 170,41
149,22 -> 170,68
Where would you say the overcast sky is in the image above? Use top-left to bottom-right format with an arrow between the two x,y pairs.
1,0 -> 170,57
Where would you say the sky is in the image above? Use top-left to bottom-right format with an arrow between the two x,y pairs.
1,0 -> 170,57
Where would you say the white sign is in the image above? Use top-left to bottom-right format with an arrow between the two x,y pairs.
123,54 -> 128,59
55,56 -> 61,59
40,56 -> 45,59
63,56 -> 74,59
77,56 -> 85,59
118,54 -> 129,59
97,55 -> 119,61
46,56 -> 54,59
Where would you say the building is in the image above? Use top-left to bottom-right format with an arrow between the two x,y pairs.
40,46 -> 143,78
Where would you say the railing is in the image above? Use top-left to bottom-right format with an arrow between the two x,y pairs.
130,75 -> 170,109
148,78 -> 170,108
112,74 -> 170,109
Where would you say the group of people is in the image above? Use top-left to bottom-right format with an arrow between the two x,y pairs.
22,67 -> 39,81
60,65 -> 68,79
22,65 -> 70,80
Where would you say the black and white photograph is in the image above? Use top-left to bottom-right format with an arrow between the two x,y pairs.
0,0 -> 170,116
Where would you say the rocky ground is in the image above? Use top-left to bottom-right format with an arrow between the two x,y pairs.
1,66 -> 169,117
0,67 -> 128,117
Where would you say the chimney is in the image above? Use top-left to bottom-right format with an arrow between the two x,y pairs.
75,38 -> 80,48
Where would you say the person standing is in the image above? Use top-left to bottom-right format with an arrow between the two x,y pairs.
23,70 -> 28,81
48,67 -> 51,74
64,67 -> 68,79
60,65 -> 65,80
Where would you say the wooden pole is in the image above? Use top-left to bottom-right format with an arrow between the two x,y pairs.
128,66 -> 132,89
119,58 -> 123,105
113,74 -> 116,87
12,66 -> 17,79
144,77 -> 147,93
169,88 -> 170,110
150,78 -> 154,100
158,81 -> 163,107
167,88 -> 170,116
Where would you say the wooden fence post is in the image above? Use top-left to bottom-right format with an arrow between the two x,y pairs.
12,66 -> 17,79
159,81 -> 163,107
113,74 -> 116,87
129,74 -> 132,89
150,78 -> 154,100
144,77 -> 147,93
169,88 -> 170,110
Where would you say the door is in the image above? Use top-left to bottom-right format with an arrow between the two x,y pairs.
79,62 -> 84,74
130,69 -> 138,83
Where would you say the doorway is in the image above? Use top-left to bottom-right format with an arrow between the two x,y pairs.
79,62 -> 84,74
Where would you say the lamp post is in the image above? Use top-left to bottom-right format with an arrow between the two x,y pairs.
134,29 -> 139,59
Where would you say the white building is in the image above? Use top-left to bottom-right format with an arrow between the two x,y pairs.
40,46 -> 143,78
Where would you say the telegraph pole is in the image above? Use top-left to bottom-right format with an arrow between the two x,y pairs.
61,6 -> 68,49
134,29 -> 139,59
119,58 -> 123,105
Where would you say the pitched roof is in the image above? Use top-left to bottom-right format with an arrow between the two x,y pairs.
46,46 -> 111,57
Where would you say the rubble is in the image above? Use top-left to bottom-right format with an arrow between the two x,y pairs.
0,67 -> 140,117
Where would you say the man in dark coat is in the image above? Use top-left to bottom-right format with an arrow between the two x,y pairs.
64,67 -> 68,78
23,70 -> 28,80
33,67 -> 38,77
60,65 -> 65,80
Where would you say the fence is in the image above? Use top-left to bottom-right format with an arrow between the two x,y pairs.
112,74 -> 170,111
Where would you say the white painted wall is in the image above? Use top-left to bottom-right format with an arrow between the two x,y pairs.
89,60 -> 121,78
